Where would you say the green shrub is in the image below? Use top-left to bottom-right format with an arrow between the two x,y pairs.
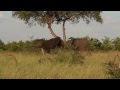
88,38 -> 102,51
105,56 -> 120,79
71,51 -> 84,64
0,39 -> 5,50
5,40 -> 33,51
5,41 -> 20,51
101,37 -> 114,51
54,49 -> 84,64
113,37 -> 120,50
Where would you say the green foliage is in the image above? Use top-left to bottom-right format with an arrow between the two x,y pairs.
88,38 -> 102,51
12,11 -> 103,27
101,37 -> 114,51
71,51 -> 84,64
0,39 -> 5,50
55,49 -> 85,64
113,37 -> 120,50
0,39 -> 4,45
105,56 -> 120,79
5,41 -> 21,51
1,36 -> 120,52
5,40 -> 33,52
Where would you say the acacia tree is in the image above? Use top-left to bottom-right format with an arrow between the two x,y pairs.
12,11 -> 103,45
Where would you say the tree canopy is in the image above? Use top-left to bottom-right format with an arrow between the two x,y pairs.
13,11 -> 103,26
12,11 -> 103,44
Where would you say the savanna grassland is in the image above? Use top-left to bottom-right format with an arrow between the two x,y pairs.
0,50 -> 120,79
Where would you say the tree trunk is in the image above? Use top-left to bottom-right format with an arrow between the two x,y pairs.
48,23 -> 58,38
62,21 -> 67,45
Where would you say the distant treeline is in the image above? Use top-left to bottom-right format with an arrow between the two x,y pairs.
0,36 -> 120,52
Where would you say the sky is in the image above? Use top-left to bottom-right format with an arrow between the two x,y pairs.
0,11 -> 120,43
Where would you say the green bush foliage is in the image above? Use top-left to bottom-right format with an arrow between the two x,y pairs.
88,38 -> 102,51
1,36 -> 120,52
113,37 -> 120,50
0,39 -> 5,50
101,37 -> 115,51
105,56 -> 120,79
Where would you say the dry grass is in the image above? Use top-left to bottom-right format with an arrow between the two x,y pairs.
0,50 -> 120,79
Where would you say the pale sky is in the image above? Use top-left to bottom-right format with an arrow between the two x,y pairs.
0,11 -> 120,43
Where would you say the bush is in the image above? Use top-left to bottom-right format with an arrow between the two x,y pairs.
5,40 -> 33,51
88,38 -> 102,51
0,39 -> 6,50
3,36 -> 120,52
5,41 -> 21,51
105,56 -> 120,79
101,37 -> 114,51
54,49 -> 85,64
113,37 -> 120,50
71,51 -> 84,64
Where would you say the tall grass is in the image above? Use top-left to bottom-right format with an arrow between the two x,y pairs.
105,53 -> 120,79
0,50 -> 120,79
